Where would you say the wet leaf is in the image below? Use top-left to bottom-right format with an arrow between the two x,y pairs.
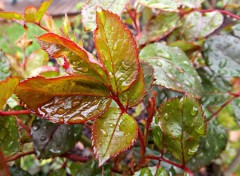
0,150 -> 10,176
38,95 -> 111,124
15,75 -> 110,110
49,168 -> 66,176
157,96 -> 207,164
134,166 -> 167,176
232,97 -> 240,125
95,9 -> 140,94
141,61 -> 155,93
232,24 -> 240,38
37,33 -> 107,81
0,51 -> 11,80
119,67 -> 145,107
182,11 -> 223,41
82,0 -> 128,31
0,116 -> 20,157
203,35 -> 240,77
0,77 -> 19,109
187,120 -> 228,171
151,123 -> 163,150
31,118 -> 82,158
140,43 -> 203,98
9,165 -> 31,176
92,107 -> 138,166
140,12 -> 179,45
137,0 -> 204,11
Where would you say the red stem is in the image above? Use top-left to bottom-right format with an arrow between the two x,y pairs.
0,110 -> 31,116
60,153 -> 89,162
145,155 -> 194,176
5,150 -> 35,162
35,22 -> 51,32
138,128 -> 146,165
16,117 -> 31,136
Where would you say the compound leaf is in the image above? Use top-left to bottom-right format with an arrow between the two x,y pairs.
95,9 -> 140,94
157,96 -> 207,164
0,77 -> 19,109
37,33 -> 107,81
92,107 -> 138,166
31,118 -> 82,158
0,116 -> 20,157
182,11 -> 223,41
82,0 -> 128,31
203,35 -> 240,78
140,43 -> 203,98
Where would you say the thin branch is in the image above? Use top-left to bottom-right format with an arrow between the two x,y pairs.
0,110 -> 31,116
61,153 -> 89,162
5,150 -> 35,162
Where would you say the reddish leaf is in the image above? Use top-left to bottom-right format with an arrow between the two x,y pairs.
15,76 -> 110,110
0,77 -> 19,109
92,108 -> 138,166
24,6 -> 38,22
0,150 -> 10,176
94,9 -> 140,94
37,33 -> 108,82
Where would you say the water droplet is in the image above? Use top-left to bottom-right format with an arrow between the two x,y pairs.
184,80 -> 192,87
113,43 -> 118,50
32,126 -> 39,131
40,136 -> 47,141
56,100 -> 64,105
176,83 -> 182,88
122,62 -> 129,71
100,129 -> 108,137
72,100 -> 80,108
195,123 -> 205,135
50,111 -> 56,116
191,106 -> 198,117
218,134 -> 225,139
57,108 -> 65,115
157,51 -> 171,59
49,148 -> 61,154
163,113 -> 169,120
109,123 -> 114,128
69,115 -> 85,123
77,67 -> 89,73
188,145 -> 199,156
219,60 -> 227,68
156,61 -> 162,67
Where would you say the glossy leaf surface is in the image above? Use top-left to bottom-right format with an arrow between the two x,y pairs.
232,98 -> 240,125
0,116 -> 20,157
37,33 -> 107,81
31,118 -> 82,158
157,97 -> 206,164
82,0 -> 128,31
140,43 -> 203,98
0,77 -> 19,109
92,108 -> 138,166
187,120 -> 228,171
15,75 -> 110,110
134,166 -> 167,176
182,11 -> 223,41
137,0 -> 204,11
203,35 -> 240,77
0,51 -> 11,80
95,9 -> 140,94
38,95 -> 111,124
0,150 -> 10,176
140,12 -> 179,45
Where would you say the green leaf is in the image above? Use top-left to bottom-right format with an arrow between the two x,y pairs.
49,168 -> 66,176
38,95 -> 111,124
232,97 -> 240,125
139,12 -> 179,45
70,160 -> 111,176
31,118 -> 82,158
0,150 -> 10,176
82,0 -> 128,31
157,96 -> 207,164
232,24 -> 240,37
151,123 -> 163,150
92,107 -> 138,166
134,166 -> 167,176
0,12 -> 23,20
182,11 -> 223,41
187,120 -> 228,171
137,0 -> 204,11
119,67 -> 145,107
37,33 -> 107,81
9,165 -> 31,176
0,116 -> 20,157
140,43 -> 203,98
0,77 -> 19,109
15,75 -> 110,110
95,9 -> 140,94
35,0 -> 52,23
141,61 -> 155,93
203,35 -> 240,77
0,51 -> 11,80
